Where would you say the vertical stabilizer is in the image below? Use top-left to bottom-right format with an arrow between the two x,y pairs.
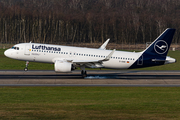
142,28 -> 176,57
129,28 -> 176,69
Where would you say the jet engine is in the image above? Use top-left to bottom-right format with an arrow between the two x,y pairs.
54,60 -> 72,72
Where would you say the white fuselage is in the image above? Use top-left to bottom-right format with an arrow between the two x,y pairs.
4,43 -> 141,69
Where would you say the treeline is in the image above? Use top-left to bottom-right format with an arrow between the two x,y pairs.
0,0 -> 180,44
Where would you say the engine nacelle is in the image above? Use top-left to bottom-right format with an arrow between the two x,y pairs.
54,60 -> 72,72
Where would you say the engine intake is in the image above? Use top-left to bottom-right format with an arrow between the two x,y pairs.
54,60 -> 72,72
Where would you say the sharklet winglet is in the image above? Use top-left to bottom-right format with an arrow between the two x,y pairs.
99,39 -> 110,50
100,49 -> 116,61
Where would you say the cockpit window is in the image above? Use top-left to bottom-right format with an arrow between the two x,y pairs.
11,46 -> 19,50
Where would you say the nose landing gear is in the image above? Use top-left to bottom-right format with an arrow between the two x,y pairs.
24,61 -> 29,71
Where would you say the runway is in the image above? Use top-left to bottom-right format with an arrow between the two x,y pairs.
1,70 -> 180,86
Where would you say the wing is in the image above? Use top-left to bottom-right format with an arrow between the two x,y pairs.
52,49 -> 115,68
72,49 -> 115,68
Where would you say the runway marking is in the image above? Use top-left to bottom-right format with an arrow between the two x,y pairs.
0,70 -> 180,86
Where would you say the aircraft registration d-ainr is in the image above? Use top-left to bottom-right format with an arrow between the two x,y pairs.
4,28 -> 176,77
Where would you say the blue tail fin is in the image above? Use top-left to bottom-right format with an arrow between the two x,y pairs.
129,28 -> 176,69
143,28 -> 176,57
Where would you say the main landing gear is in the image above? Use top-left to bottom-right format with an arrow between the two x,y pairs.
80,65 -> 87,77
81,70 -> 87,77
24,61 -> 29,71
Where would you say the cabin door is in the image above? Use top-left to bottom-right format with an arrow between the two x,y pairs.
24,45 -> 30,55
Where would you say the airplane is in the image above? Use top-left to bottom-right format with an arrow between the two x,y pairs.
4,28 -> 176,77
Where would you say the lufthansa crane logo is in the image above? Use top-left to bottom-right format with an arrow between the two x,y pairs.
154,40 -> 168,54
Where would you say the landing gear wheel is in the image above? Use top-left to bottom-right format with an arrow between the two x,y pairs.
24,67 -> 28,71
81,70 -> 87,77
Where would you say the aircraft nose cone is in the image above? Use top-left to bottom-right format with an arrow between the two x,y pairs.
4,50 -> 8,56
4,49 -> 11,57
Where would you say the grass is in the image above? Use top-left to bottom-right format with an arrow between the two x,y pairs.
0,87 -> 180,120
0,49 -> 180,70
1,48 -> 180,120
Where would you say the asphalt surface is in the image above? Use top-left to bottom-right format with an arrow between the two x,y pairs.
0,70 -> 180,86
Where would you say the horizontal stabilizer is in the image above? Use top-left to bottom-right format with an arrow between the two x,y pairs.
152,59 -> 165,62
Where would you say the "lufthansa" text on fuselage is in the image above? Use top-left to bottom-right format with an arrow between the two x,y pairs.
32,45 -> 61,51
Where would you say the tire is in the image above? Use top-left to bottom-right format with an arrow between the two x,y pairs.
24,68 -> 28,71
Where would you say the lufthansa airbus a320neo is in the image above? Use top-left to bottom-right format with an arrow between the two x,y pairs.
4,28 -> 176,77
